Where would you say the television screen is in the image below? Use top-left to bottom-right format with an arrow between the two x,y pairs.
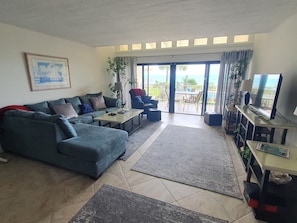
249,73 -> 282,119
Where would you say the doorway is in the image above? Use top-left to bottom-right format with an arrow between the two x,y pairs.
137,62 -> 220,115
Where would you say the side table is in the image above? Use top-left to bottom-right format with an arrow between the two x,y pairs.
245,140 -> 297,222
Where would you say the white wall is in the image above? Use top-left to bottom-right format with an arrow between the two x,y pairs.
252,13 -> 297,146
0,22 -> 114,107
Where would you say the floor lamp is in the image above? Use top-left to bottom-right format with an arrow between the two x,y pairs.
114,82 -> 122,98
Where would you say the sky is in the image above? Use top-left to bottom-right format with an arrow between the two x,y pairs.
142,64 -> 220,85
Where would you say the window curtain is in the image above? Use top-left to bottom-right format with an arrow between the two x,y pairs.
122,57 -> 137,109
215,50 -> 253,115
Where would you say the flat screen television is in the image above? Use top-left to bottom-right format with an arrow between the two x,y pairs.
249,73 -> 283,120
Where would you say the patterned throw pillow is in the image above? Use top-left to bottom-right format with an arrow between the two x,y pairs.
90,95 -> 106,110
52,103 -> 78,119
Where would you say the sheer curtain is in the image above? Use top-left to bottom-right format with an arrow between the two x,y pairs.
122,57 -> 137,109
215,50 -> 253,115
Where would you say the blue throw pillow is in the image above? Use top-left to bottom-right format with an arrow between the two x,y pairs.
135,96 -> 143,103
79,103 -> 94,114
142,96 -> 152,103
58,116 -> 78,138
33,112 -> 77,138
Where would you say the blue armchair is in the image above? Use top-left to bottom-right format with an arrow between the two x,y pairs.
129,88 -> 158,114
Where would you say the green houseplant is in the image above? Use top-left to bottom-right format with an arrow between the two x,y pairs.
229,58 -> 249,105
106,57 -> 127,97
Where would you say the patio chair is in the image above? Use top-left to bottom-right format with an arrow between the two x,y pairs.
164,88 -> 182,109
194,91 -> 203,112
183,91 -> 203,112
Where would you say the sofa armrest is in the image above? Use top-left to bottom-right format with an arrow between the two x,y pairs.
103,96 -> 121,108
131,101 -> 145,109
150,99 -> 158,105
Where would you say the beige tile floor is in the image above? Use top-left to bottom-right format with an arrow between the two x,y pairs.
0,113 -> 267,223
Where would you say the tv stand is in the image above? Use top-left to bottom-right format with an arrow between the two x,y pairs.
234,105 -> 296,168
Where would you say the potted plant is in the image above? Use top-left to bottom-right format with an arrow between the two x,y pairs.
106,57 -> 127,97
229,58 -> 249,106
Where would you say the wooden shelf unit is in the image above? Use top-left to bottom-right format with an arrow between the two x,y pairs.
233,105 -> 295,169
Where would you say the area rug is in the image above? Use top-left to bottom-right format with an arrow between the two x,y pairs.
132,125 -> 242,199
69,184 -> 228,223
119,118 -> 162,161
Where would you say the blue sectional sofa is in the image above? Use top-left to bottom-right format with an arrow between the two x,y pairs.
0,92 -> 128,179
24,92 -> 121,125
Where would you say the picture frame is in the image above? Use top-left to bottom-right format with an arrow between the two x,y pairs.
25,53 -> 71,91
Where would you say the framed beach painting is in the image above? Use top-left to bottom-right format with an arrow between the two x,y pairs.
25,53 -> 71,91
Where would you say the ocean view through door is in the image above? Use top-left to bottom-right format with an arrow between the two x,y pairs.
137,62 -> 220,115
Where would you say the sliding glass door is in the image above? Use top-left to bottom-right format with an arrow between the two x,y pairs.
137,62 -> 220,115
174,64 -> 205,115
204,63 -> 220,114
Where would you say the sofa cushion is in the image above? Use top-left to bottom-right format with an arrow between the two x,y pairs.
79,94 -> 92,107
90,95 -> 106,110
103,96 -> 119,108
25,101 -> 50,114
48,99 -> 66,114
58,140 -> 102,162
53,103 -> 78,119
59,124 -> 128,162
79,92 -> 102,107
34,111 -> 60,121
68,115 -> 93,124
84,110 -> 106,118
33,112 -> 77,138
65,96 -> 82,114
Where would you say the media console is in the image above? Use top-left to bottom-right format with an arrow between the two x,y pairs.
234,105 -> 296,168
235,105 -> 297,146
234,105 -> 297,222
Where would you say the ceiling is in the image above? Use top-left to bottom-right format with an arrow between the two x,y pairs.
0,0 -> 297,47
